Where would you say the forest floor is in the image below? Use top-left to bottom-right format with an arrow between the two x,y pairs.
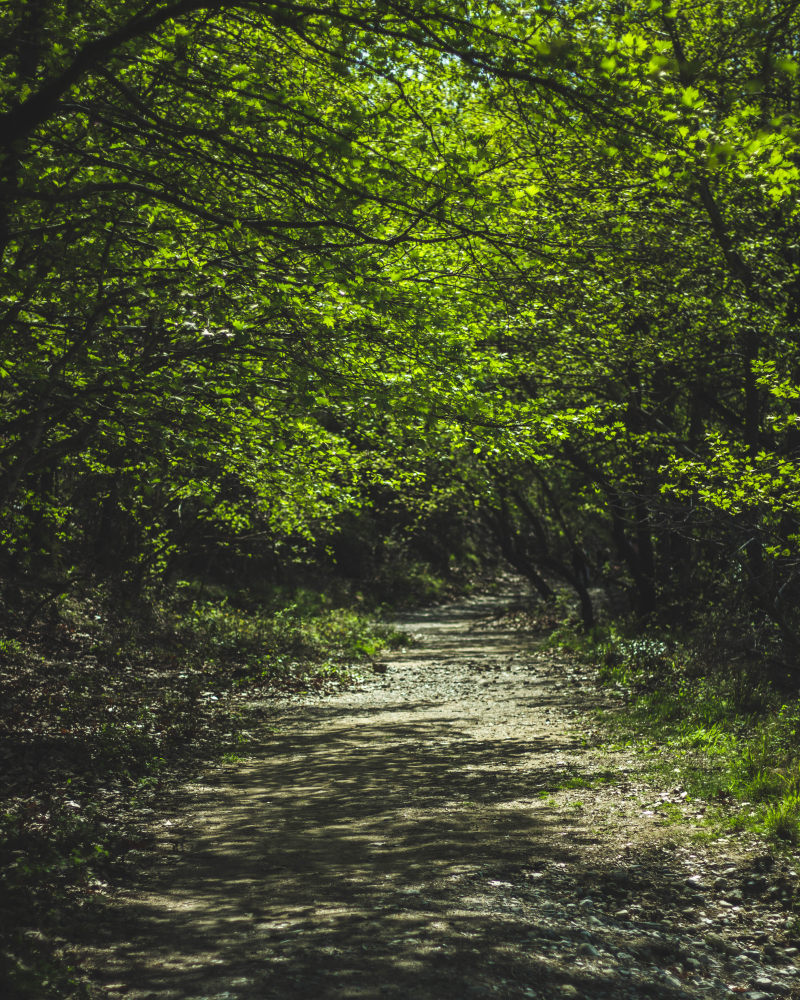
72,583 -> 800,1000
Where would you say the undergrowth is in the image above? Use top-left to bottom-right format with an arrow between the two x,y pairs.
549,622 -> 800,846
0,583 -> 406,998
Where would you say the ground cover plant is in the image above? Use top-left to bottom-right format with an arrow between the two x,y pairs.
553,618 -> 800,847
0,583 -> 408,998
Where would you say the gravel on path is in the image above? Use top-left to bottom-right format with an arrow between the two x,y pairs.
78,585 -> 800,1000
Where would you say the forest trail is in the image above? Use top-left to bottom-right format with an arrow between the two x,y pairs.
80,586 -> 800,1000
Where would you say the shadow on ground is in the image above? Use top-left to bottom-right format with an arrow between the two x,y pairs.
79,692 -> 694,1000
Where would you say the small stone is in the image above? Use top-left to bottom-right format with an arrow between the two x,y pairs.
705,932 -> 732,953
560,986 -> 580,999
662,972 -> 683,989
579,897 -> 594,909
713,877 -> 728,889
578,942 -> 600,957
614,908 -> 630,919
753,978 -> 785,993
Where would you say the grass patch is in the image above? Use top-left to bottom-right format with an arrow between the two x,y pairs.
176,589 -> 407,691
561,776 -> 593,790
554,622 -> 800,846
764,795 -> 800,844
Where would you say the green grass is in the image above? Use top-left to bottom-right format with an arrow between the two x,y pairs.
539,769 -> 618,795
764,795 -> 800,844
558,623 -> 800,846
177,592 -> 408,689
561,776 -> 592,790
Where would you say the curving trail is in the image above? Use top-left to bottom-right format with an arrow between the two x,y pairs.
80,586 -> 800,1000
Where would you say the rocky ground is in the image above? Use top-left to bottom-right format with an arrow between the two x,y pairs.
75,585 -> 800,999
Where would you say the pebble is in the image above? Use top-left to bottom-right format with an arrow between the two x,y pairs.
753,978 -> 785,993
705,932 -> 731,952
342,604 -> 800,1000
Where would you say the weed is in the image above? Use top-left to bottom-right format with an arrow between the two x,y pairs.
561,776 -> 591,790
181,597 -> 406,689
744,769 -> 787,802
655,802 -> 684,823
764,794 -> 800,843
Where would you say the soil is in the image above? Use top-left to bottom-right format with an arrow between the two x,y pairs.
75,584 -> 800,999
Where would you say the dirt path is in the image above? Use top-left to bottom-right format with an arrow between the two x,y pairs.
80,586 -> 800,999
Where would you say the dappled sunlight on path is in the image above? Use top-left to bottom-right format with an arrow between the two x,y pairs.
79,586 -> 800,1000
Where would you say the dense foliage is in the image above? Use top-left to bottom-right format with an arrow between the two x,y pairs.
2,0 -> 800,659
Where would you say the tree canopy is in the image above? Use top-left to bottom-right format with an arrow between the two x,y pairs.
3,0 -> 800,662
